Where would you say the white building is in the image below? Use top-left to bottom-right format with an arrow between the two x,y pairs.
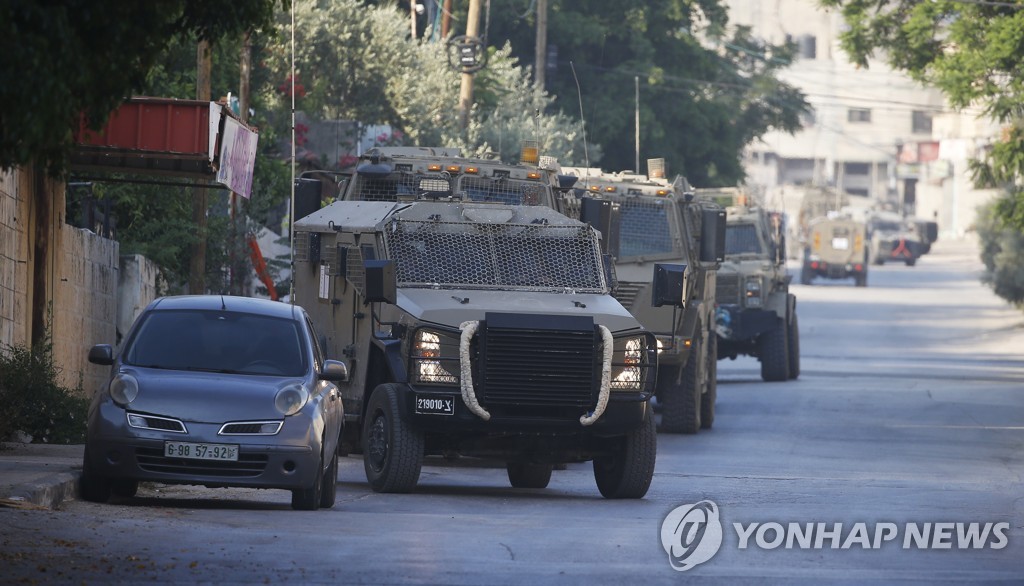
727,0 -> 999,235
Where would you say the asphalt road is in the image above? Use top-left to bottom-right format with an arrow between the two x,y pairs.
2,239 -> 1022,584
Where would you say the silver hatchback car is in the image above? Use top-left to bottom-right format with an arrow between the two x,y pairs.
81,295 -> 348,510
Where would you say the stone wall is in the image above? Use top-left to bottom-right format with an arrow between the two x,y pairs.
54,225 -> 119,394
0,169 -> 28,350
117,254 -> 162,348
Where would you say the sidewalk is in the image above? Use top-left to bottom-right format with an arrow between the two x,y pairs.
0,442 -> 83,510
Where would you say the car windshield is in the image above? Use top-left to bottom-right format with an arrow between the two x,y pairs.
725,223 -> 763,256
617,199 -> 675,258
122,310 -> 307,376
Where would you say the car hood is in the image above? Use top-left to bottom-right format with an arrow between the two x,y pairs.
119,367 -> 303,423
394,289 -> 642,333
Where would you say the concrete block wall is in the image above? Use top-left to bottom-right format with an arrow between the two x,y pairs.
53,225 -> 119,395
0,169 -> 28,350
117,254 -> 162,348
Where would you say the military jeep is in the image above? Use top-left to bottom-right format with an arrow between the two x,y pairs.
802,214 -> 869,287
564,166 -> 725,434
292,179 -> 664,498
698,193 -> 800,382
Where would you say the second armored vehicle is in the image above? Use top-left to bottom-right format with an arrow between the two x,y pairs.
698,190 -> 800,382
566,165 -> 725,434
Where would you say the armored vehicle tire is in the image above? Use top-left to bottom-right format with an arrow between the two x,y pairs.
759,318 -> 790,382
855,273 -> 867,287
593,411 -> 656,499
787,313 -> 800,380
79,449 -> 112,503
320,449 -> 339,508
873,256 -> 885,266
906,258 -> 916,267
800,266 -> 812,285
363,383 -> 424,493
292,442 -> 325,510
700,334 -> 717,429
507,462 -> 553,489
659,336 -> 702,434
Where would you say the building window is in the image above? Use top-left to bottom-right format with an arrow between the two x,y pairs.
848,109 -> 871,123
912,111 -> 933,134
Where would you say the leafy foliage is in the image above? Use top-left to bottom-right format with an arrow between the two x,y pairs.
0,334 -> 88,445
473,0 -> 809,185
262,1 -> 595,166
976,198 -> 1024,307
821,0 -> 1024,229
0,0 -> 281,176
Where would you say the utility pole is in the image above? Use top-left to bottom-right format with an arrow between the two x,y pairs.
410,0 -> 417,39
635,76 -> 640,174
441,0 -> 452,38
458,0 -> 482,131
232,32 -> 253,296
190,39 -> 211,295
534,0 -> 548,90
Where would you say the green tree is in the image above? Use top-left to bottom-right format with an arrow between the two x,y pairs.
262,0 -> 594,167
465,0 -> 809,186
820,0 -> 1024,229
0,0 -> 281,176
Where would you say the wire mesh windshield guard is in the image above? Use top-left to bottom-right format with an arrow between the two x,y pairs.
384,219 -> 607,293
353,171 -> 550,205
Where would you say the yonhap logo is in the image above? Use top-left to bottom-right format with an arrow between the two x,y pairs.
660,500 -> 724,571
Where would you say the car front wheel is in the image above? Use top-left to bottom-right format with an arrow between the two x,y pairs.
363,383 -> 424,493
291,443 -> 324,510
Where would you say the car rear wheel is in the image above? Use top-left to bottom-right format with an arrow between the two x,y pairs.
363,383 -> 423,493
759,317 -> 790,382
593,410 -> 656,499
506,462 -> 553,488
79,449 -> 113,503
291,444 -> 324,510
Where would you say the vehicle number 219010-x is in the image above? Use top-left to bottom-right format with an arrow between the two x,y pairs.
164,441 -> 239,461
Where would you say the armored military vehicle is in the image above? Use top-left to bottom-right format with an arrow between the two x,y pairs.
801,214 -> 869,287
697,192 -> 800,382
564,165 -> 725,434
869,212 -> 924,266
292,170 -> 672,499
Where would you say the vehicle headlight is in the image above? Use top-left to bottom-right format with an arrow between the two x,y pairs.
109,373 -> 139,406
410,328 -> 460,384
611,336 -> 649,391
744,278 -> 762,308
275,383 -> 309,416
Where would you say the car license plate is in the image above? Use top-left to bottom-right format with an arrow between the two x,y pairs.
164,441 -> 239,461
832,237 -> 850,250
415,395 -> 455,415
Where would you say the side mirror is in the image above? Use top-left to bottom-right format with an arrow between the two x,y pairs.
320,359 -> 349,382
603,253 -> 618,292
700,209 -> 727,263
652,263 -> 687,307
88,344 -> 114,366
363,259 -> 396,304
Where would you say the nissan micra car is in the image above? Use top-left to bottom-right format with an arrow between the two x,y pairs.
81,295 -> 348,510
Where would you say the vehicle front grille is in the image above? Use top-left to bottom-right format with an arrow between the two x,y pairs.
716,274 -> 741,305
478,314 -> 598,414
612,281 -> 645,310
135,447 -> 268,477
219,421 -> 282,435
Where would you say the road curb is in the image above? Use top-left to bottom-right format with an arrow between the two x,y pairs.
5,472 -> 80,510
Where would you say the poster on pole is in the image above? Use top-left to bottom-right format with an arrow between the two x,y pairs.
216,115 -> 259,199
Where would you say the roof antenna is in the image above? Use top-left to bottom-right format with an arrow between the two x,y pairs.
569,61 -> 590,182
221,295 -> 226,310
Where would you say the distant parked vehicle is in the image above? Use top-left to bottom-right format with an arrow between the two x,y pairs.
80,295 -> 349,510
